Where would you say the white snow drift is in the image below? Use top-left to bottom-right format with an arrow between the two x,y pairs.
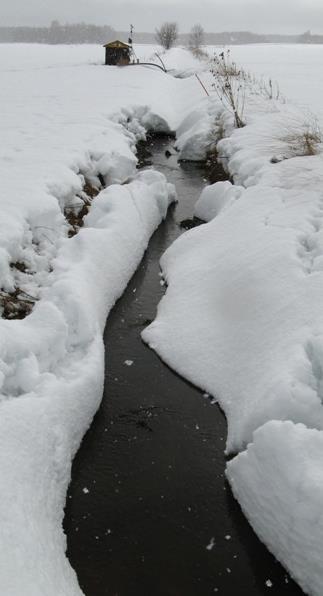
227,421 -> 323,596
142,49 -> 323,596
0,169 -> 175,596
143,93 -> 323,453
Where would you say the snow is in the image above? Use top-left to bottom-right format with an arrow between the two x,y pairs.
175,97 -> 220,160
227,421 -> 323,596
0,44 -> 196,595
142,82 -> 323,454
194,181 -> 243,221
207,44 -> 323,123
5,41 -> 323,595
142,164 -> 323,452
158,47 -> 208,78
0,168 -> 175,595
139,44 -> 323,595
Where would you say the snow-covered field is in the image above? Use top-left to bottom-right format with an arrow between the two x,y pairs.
138,42 -> 323,120
2,42 -> 323,595
209,43 -> 323,120
141,42 -> 323,121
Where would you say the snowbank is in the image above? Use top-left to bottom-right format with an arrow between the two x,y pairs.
143,89 -> 323,454
141,50 -> 323,594
227,421 -> 323,596
0,45 -> 199,595
158,47 -> 209,78
6,42 -> 323,596
175,96 -> 221,160
0,169 -> 175,596
207,43 -> 323,124
194,181 -> 243,221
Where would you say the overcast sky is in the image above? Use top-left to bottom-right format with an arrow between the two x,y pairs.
2,0 -> 323,34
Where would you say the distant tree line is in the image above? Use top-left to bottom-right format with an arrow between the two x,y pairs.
0,23 -> 321,45
297,30 -> 323,43
0,21 -> 116,44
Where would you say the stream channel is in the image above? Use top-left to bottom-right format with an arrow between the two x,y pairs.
64,136 -> 303,596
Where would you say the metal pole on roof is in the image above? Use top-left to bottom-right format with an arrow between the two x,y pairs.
129,24 -> 138,63
128,24 -> 134,45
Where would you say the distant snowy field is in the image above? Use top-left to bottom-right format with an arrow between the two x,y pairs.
140,42 -> 323,119
3,42 -> 323,117
138,42 -> 323,118
207,44 -> 323,118
0,43 -> 169,71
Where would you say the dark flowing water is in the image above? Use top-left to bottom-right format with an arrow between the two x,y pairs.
64,138 -> 303,596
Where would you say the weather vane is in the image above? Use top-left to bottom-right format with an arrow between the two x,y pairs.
129,24 -> 134,45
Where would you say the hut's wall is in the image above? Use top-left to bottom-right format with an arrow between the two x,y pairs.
118,54 -> 130,65
105,47 -> 130,66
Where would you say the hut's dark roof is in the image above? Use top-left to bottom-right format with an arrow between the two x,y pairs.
103,40 -> 130,49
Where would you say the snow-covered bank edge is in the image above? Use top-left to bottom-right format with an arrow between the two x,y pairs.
142,69 -> 323,594
226,421 -> 323,596
0,107 -> 176,594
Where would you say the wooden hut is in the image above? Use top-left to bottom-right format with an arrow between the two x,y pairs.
103,40 -> 131,66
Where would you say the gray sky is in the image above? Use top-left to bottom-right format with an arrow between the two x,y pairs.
2,0 -> 323,33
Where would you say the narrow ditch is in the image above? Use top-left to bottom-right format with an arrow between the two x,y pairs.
64,136 -> 303,596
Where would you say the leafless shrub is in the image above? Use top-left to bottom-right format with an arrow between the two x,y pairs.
212,50 -> 242,78
191,47 -> 209,61
211,50 -> 245,128
282,118 -> 322,157
188,23 -> 205,52
155,22 -> 178,50
253,76 -> 282,101
264,113 -> 323,163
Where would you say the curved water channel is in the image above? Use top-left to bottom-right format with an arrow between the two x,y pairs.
64,137 -> 303,596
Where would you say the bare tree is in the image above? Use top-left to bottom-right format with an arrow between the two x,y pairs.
155,22 -> 178,50
188,23 -> 205,51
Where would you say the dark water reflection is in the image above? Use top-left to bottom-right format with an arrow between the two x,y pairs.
64,138 -> 303,596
